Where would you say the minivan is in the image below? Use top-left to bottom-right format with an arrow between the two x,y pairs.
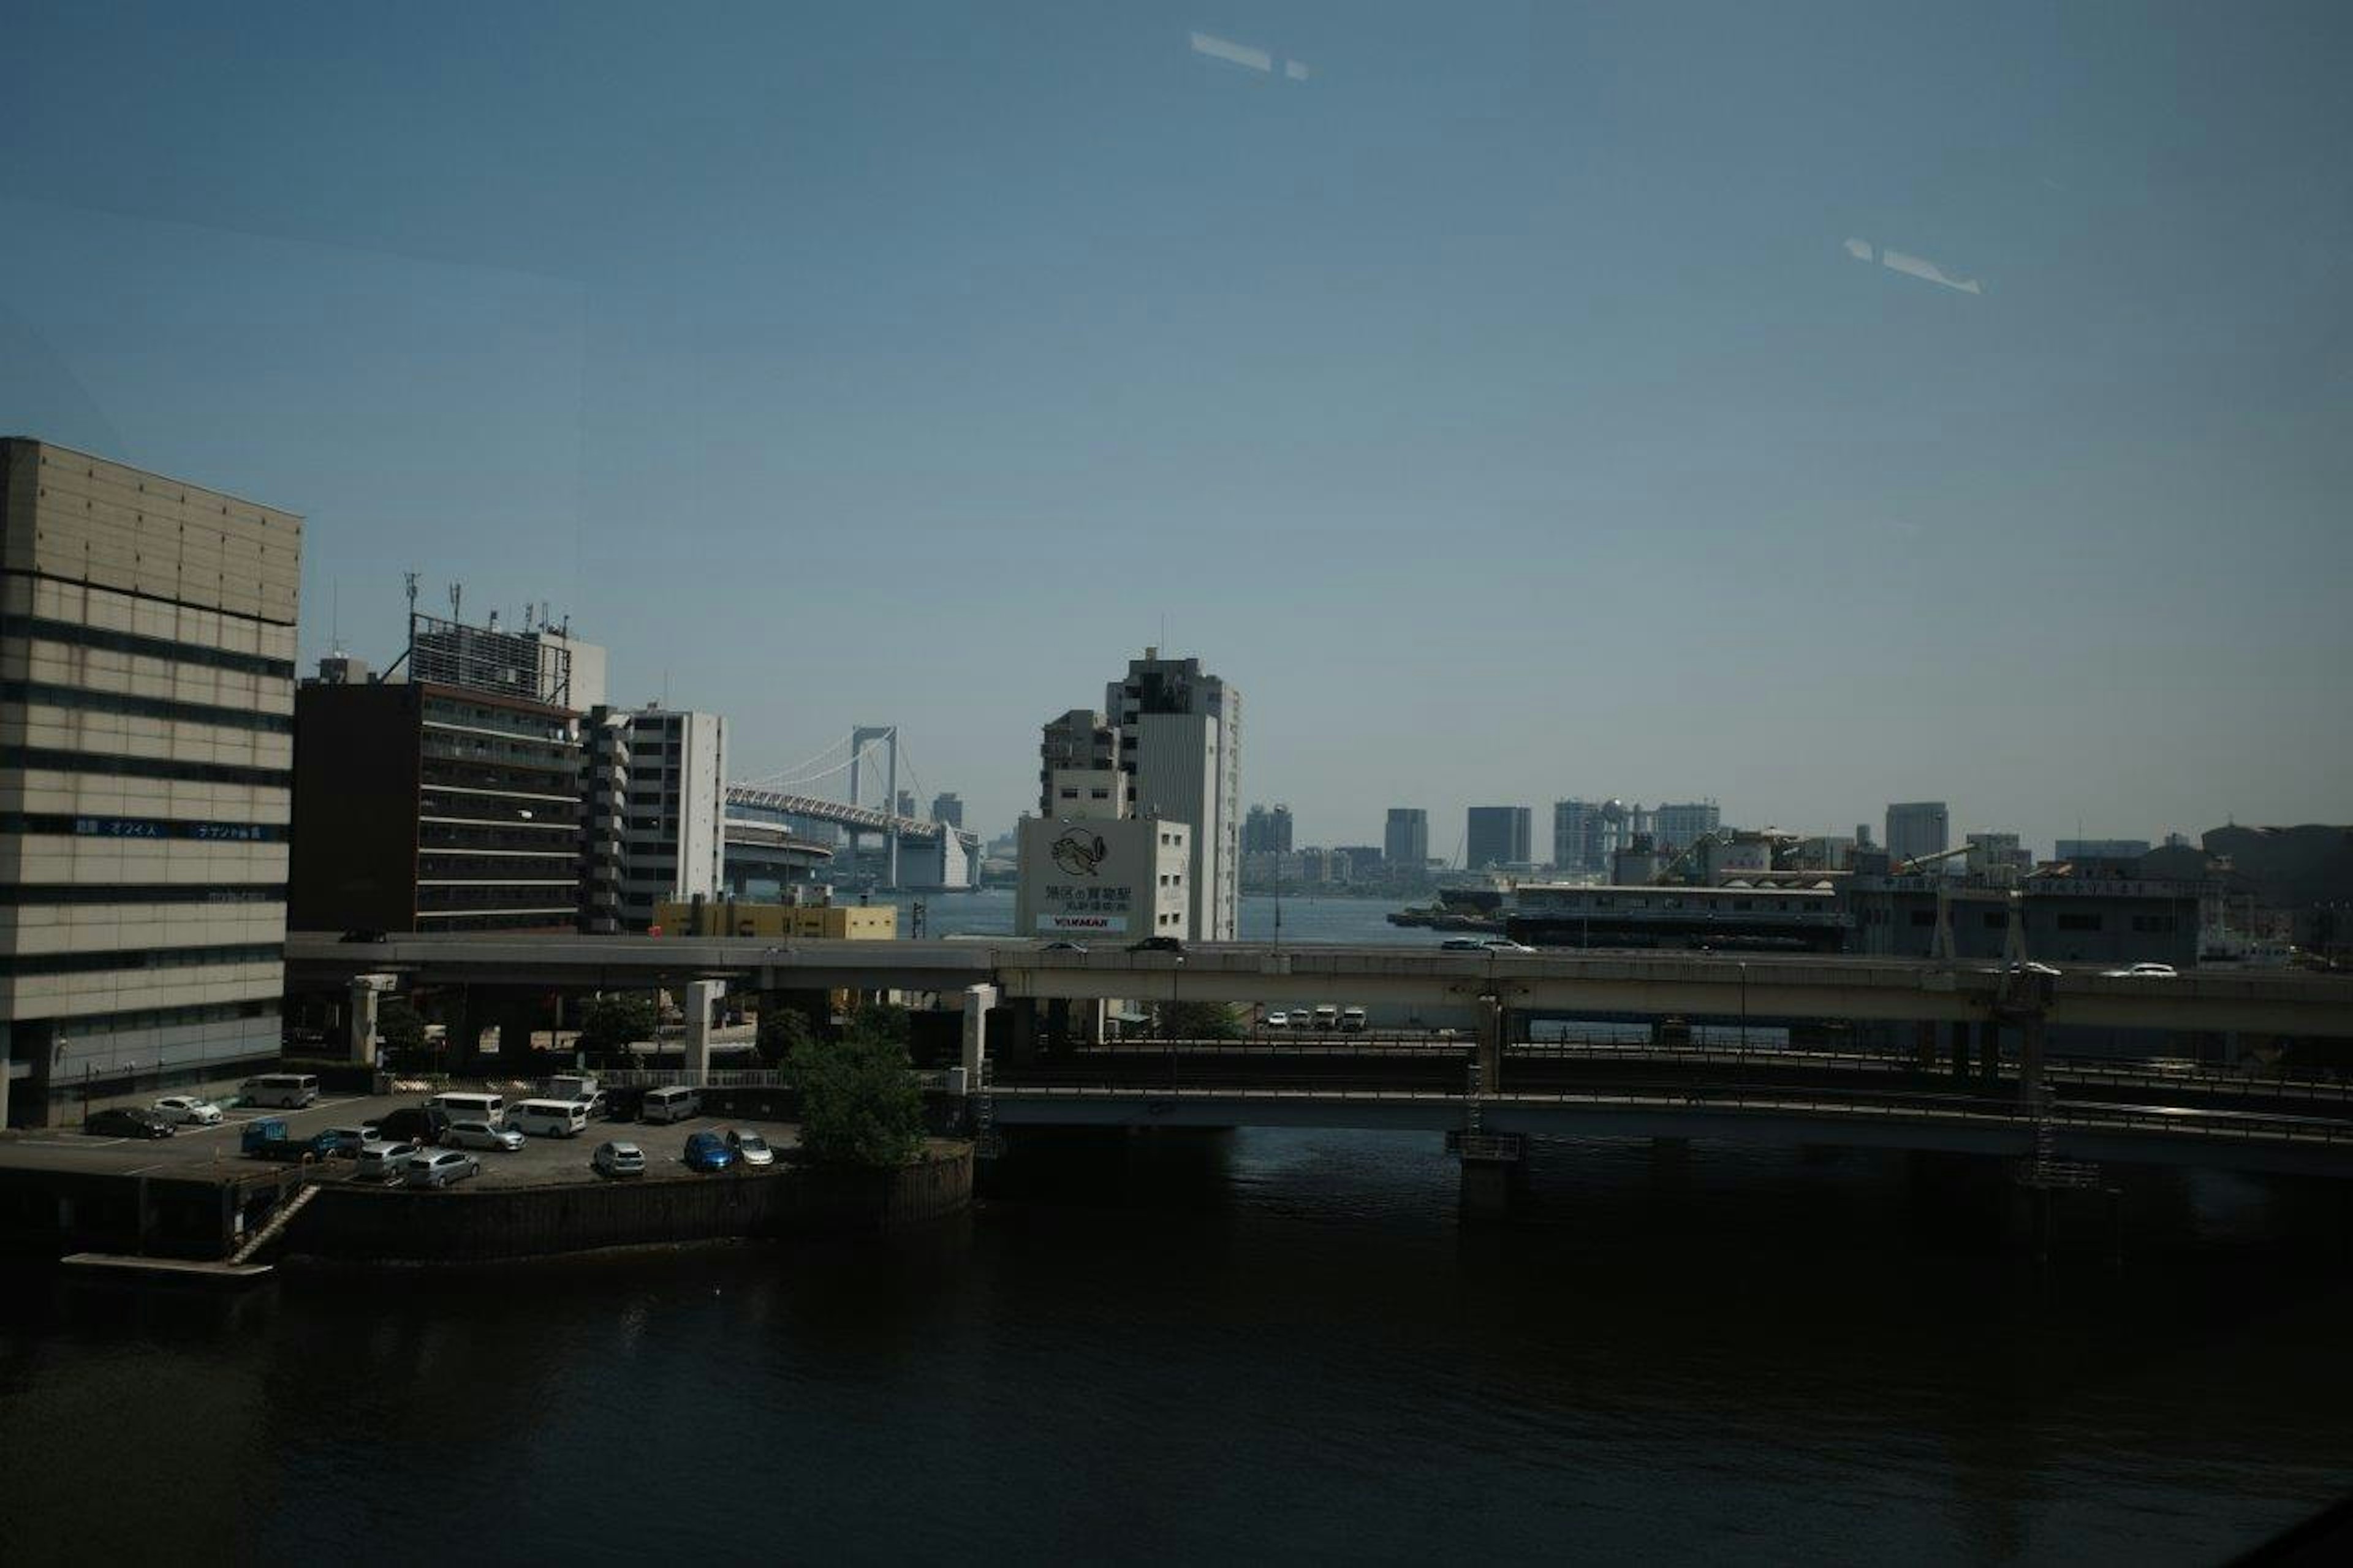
507,1099 -> 590,1138
1312,1005 -> 1340,1031
1339,1007 -> 1368,1032
642,1086 -> 702,1124
241,1072 -> 320,1108
428,1091 -> 504,1127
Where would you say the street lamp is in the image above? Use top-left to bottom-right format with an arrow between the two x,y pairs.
1738,961 -> 1749,1056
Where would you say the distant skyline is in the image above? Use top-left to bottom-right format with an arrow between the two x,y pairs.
4,3 -> 2347,854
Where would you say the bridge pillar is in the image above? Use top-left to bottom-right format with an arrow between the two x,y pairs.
1913,1020 -> 1938,1072
684,980 -> 726,1081
1979,1020 -> 2002,1089
959,983 -> 998,1094
2018,1015 -> 2047,1104
1948,1020 -> 1971,1081
1458,1136 -> 1527,1222
1476,996 -> 1504,1094
346,974 -> 395,1066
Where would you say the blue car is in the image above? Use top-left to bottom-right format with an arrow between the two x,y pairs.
682,1131 -> 737,1172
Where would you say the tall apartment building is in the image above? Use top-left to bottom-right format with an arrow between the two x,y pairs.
1885,801 -> 1951,866
1652,800 -> 1722,854
1105,650 -> 1241,941
931,792 -> 963,829
1,439 -> 301,1126
1385,808 -> 1429,871
1243,802 -> 1294,855
1039,708 -> 1121,816
1466,806 -> 1533,869
596,706 -> 727,933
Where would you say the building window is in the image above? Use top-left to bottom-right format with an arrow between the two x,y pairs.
2056,913 -> 2102,932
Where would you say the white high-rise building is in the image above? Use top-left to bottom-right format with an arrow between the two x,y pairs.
1104,650 -> 1241,941
1653,800 -> 1722,854
593,706 -> 727,932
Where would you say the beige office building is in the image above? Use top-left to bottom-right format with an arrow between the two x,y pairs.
0,440 -> 301,1126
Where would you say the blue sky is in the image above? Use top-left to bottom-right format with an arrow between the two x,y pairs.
4,2 -> 2347,854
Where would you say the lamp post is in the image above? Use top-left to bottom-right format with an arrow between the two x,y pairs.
1738,961 -> 1749,1058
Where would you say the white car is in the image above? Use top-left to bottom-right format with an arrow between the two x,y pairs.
1483,939 -> 1537,954
2104,962 -> 2178,979
151,1096 -> 224,1126
444,1118 -> 525,1152
1265,1010 -> 1290,1029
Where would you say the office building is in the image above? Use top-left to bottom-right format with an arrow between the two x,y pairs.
290,616 -> 593,936
1106,650 -> 1241,941
1385,808 -> 1429,871
1,439 -> 301,1126
1466,806 -> 1533,869
1017,814 -> 1191,940
1884,801 -> 1950,866
1653,801 -> 1722,854
931,792 -> 963,829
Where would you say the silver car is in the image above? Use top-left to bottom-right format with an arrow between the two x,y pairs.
152,1096 -> 224,1126
355,1140 -> 421,1182
404,1149 -> 482,1188
592,1140 -> 646,1178
726,1129 -> 776,1168
444,1118 -> 525,1152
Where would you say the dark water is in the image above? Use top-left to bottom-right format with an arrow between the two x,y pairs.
6,1127 -> 2351,1566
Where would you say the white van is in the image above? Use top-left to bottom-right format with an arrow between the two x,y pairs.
241,1072 -> 320,1108
429,1091 -> 505,1127
1312,1005 -> 1340,1031
507,1099 -> 590,1138
642,1086 -> 701,1124
1339,1007 -> 1368,1033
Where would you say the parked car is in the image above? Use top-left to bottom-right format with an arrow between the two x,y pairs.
243,1118 -> 336,1162
355,1140 -> 422,1182
444,1118 -> 525,1153
2104,962 -> 2179,979
320,1123 -> 384,1157
592,1141 -> 646,1178
85,1107 -> 174,1140
1265,1010 -> 1290,1029
682,1131 -> 737,1172
726,1129 -> 776,1167
151,1096 -> 224,1126
404,1149 -> 482,1188
374,1107 -> 452,1146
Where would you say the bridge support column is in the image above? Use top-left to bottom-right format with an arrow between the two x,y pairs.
1476,996 -> 1504,1094
1458,1137 -> 1527,1222
684,980 -> 725,1081
2018,1015 -> 2047,1104
347,974 -> 394,1067
1913,1021 -> 1938,1072
1948,1020 -> 1971,1082
1979,1021 -> 2002,1089
958,983 -> 998,1095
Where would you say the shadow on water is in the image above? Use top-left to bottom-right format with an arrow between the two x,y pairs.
3,1127 -> 2350,1565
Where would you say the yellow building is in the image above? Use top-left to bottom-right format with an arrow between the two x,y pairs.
654,898 -> 898,941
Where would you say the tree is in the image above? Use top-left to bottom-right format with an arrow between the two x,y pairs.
377,996 -> 426,1064
1157,1000 -> 1244,1041
789,1011 -> 925,1167
756,1001 -> 817,1067
578,993 -> 657,1058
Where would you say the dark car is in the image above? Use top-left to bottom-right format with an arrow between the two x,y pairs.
1127,935 -> 1186,954
1039,939 -> 1089,953
85,1107 -> 174,1140
374,1107 -> 452,1146
338,929 -> 389,944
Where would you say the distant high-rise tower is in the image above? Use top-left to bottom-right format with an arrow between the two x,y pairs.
1243,803 -> 1294,855
1652,801 -> 1722,854
1385,808 -> 1430,870
1466,806 -> 1532,869
931,792 -> 964,829
1885,801 -> 1950,866
1105,650 -> 1242,941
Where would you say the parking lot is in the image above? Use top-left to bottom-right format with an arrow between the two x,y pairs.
0,1089 -> 801,1189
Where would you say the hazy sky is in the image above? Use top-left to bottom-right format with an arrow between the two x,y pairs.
4,2 -> 2347,856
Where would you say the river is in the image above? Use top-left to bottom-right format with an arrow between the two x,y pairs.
3,895 -> 2348,1563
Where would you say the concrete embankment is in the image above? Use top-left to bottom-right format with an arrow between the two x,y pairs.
281,1143 -> 972,1266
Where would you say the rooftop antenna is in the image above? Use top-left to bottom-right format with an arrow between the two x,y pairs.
449,581 -> 463,623
330,581 -> 343,656
404,570 -> 419,615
